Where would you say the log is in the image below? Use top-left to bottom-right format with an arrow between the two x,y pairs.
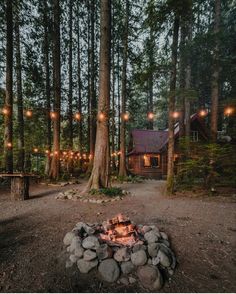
11,177 -> 29,201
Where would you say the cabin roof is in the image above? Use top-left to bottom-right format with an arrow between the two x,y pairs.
128,129 -> 168,155
128,113 -> 208,155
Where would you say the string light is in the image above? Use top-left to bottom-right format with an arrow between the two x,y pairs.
122,112 -> 129,121
147,112 -> 154,120
54,151 -> 58,156
33,148 -> 38,153
25,109 -> 33,118
198,109 -> 208,117
50,111 -> 57,120
98,112 -> 106,121
2,107 -> 9,115
45,150 -> 49,154
172,111 -> 180,119
6,142 -> 12,148
74,112 -> 81,121
224,106 -> 234,116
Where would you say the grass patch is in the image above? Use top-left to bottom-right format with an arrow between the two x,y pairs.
113,175 -> 144,183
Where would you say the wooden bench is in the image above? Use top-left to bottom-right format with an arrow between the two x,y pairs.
0,173 -> 38,201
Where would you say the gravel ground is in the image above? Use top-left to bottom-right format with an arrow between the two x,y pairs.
0,179 -> 235,293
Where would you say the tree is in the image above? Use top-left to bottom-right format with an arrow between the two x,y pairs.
68,0 -> 73,150
167,15 -> 179,193
4,0 -> 14,173
15,2 -> 24,172
49,0 -> 61,179
85,0 -> 111,190
119,0 -> 129,177
210,0 -> 221,142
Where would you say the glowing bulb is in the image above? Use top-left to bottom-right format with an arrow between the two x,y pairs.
74,112 -> 81,121
33,148 -> 38,153
172,111 -> 180,119
54,151 -> 58,156
89,154 -> 92,159
63,151 -> 67,155
2,107 -> 9,115
98,112 -> 105,121
25,110 -> 33,118
50,111 -> 57,120
224,106 -> 234,116
6,142 -> 12,148
199,109 -> 208,117
45,149 -> 49,154
122,112 -> 129,121
148,112 -> 154,120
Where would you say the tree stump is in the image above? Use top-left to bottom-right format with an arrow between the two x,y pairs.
11,177 -> 29,201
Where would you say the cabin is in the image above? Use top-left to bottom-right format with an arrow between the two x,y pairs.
127,113 -> 208,179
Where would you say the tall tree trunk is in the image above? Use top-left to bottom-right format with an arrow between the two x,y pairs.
68,0 -> 73,149
111,1 -> 116,170
85,0 -> 111,191
89,0 -> 97,161
77,6 -> 83,160
43,0 -> 52,175
147,29 -> 154,130
167,16 -> 179,193
117,41 -> 121,156
210,0 -> 220,142
119,0 -> 129,177
87,2 -> 91,154
49,0 -> 61,179
15,6 -> 24,172
4,0 -> 13,173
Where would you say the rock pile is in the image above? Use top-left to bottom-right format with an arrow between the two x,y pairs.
63,216 -> 177,290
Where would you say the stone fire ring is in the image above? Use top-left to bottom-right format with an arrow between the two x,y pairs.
63,215 -> 177,291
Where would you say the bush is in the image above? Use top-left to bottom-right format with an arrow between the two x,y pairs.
89,187 -> 123,197
113,175 -> 144,183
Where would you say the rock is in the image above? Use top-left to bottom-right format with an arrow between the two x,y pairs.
137,265 -> 163,290
160,231 -> 168,240
168,268 -> 174,276
63,231 -> 77,246
120,261 -> 135,274
159,244 -> 176,268
69,236 -> 82,253
144,230 -> 159,244
82,236 -> 100,250
114,247 -> 130,262
119,277 -> 129,286
132,243 -> 146,253
96,244 -> 113,260
83,249 -> 97,261
98,259 -> 120,283
154,249 -> 171,267
160,239 -> 170,247
69,254 -> 79,263
131,250 -> 147,266
83,224 -> 95,235
77,259 -> 98,274
148,243 -> 160,257
147,258 -> 152,265
74,245 -> 84,258
128,276 -> 136,284
142,225 -> 152,234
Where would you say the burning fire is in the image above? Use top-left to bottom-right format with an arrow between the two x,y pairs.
100,214 -> 138,246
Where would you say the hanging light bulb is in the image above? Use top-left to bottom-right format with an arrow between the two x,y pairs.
2,107 -> 9,115
6,142 -> 12,148
25,109 -> 33,118
50,111 -> 57,120
198,109 -> 208,117
54,151 -> 58,156
147,112 -> 154,120
98,112 -> 106,121
74,112 -> 81,121
45,150 -> 49,154
224,106 -> 234,116
172,111 -> 180,119
33,148 -> 38,153
122,112 -> 130,121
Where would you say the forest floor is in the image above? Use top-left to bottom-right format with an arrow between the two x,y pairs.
0,179 -> 236,293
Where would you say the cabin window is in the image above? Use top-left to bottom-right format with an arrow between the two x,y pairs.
191,131 -> 198,142
143,154 -> 160,168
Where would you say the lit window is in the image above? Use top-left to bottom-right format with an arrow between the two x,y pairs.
143,154 -> 159,168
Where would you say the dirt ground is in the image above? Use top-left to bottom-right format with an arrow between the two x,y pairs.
0,179 -> 235,293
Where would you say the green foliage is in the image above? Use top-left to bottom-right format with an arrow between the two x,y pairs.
89,187 -> 123,197
113,174 -> 144,183
176,142 -> 236,190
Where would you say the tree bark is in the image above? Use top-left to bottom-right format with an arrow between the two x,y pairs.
210,0 -> 220,142
15,5 -> 24,172
43,0 -> 52,175
49,0 -> 61,179
4,0 -> 14,173
167,16 -> 179,194
68,0 -> 73,149
119,0 -> 129,177
147,29 -> 154,130
85,0 -> 111,191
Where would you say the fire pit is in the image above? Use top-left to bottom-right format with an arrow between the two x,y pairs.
63,214 -> 177,290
